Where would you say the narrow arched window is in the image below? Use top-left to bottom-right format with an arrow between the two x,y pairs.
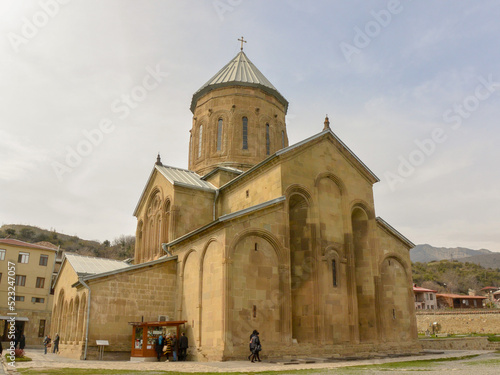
242,117 -> 248,150
217,118 -> 223,151
266,124 -> 270,155
332,259 -> 337,287
281,130 -> 285,148
198,125 -> 203,158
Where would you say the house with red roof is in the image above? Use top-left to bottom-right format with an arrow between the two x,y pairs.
413,285 -> 437,310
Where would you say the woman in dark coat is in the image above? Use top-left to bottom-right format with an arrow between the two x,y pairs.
249,330 -> 261,362
154,335 -> 163,361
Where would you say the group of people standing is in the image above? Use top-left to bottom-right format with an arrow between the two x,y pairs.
154,332 -> 188,362
42,333 -> 60,354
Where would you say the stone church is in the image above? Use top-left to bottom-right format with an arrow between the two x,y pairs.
51,48 -> 420,360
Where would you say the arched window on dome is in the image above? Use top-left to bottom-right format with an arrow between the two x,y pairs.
242,117 -> 248,150
266,123 -> 270,155
281,130 -> 285,148
217,118 -> 223,151
198,125 -> 203,158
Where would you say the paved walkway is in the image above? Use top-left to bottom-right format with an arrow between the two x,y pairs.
7,349 -> 496,373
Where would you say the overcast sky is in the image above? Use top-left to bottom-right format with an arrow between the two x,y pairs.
1,0 -> 499,252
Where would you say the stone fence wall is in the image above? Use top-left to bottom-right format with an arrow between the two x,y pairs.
416,309 -> 500,334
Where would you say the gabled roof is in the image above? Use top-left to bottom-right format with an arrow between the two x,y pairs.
376,217 -> 415,249
220,129 -> 380,192
156,164 -> 215,191
133,164 -> 216,216
190,51 -> 288,113
413,286 -> 437,293
64,253 -> 131,276
0,238 -> 58,251
71,255 -> 177,288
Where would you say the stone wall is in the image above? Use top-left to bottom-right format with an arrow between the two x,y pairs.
416,310 -> 500,334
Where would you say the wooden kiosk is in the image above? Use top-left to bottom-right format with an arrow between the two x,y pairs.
129,320 -> 187,361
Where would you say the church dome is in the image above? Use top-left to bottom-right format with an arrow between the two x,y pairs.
190,51 -> 288,114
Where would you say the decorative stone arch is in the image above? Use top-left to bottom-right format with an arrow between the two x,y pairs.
231,109 -> 258,153
61,300 -> 68,343
79,292 -> 87,342
54,289 -> 65,335
68,299 -> 75,341
324,246 -> 342,288
314,172 -> 347,196
285,184 -> 313,204
211,110 -> 231,154
350,203 -> 378,343
377,253 -> 416,342
144,187 -> 164,260
379,253 -> 411,282
225,228 -> 291,348
350,199 -> 375,220
181,248 -> 198,278
161,198 -> 172,247
72,296 -> 80,342
198,237 -> 221,347
227,228 -> 286,264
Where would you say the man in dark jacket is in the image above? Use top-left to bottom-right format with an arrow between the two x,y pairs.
178,332 -> 188,361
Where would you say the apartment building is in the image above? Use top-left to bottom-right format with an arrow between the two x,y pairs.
0,239 -> 57,346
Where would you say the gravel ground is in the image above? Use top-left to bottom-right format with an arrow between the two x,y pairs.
6,349 -> 500,374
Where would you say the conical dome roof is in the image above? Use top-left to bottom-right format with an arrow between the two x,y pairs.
190,51 -> 288,113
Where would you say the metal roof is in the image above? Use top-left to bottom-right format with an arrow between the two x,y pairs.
65,253 -> 131,276
156,164 -> 216,191
190,51 -> 288,113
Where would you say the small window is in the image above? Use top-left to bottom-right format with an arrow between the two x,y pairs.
39,254 -> 49,266
430,294 -> 434,301
266,123 -> 270,155
217,118 -> 223,151
246,189 -> 249,198
38,320 -> 46,337
332,259 -> 337,287
254,243 -> 258,251
198,125 -> 203,158
392,308 -> 396,319
18,252 -> 30,264
15,275 -> 26,286
32,297 -> 45,303
242,117 -> 248,150
0,249 -> 5,261
15,296 -> 25,302
252,305 -> 257,318
36,277 -> 45,289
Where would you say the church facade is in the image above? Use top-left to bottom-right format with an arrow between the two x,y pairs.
51,49 -> 419,360
133,50 -> 420,359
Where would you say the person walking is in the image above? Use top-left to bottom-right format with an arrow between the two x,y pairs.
19,334 -> 26,350
53,333 -> 60,354
178,332 -> 188,361
248,330 -> 257,360
170,333 -> 178,361
43,335 -> 51,355
249,331 -> 261,363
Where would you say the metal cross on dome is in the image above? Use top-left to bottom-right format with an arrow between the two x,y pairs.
238,36 -> 247,51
